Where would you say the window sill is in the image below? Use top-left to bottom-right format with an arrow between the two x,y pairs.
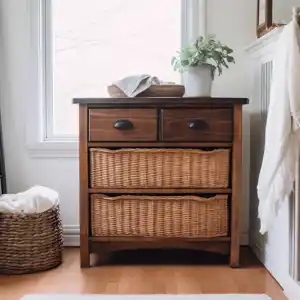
27,140 -> 79,159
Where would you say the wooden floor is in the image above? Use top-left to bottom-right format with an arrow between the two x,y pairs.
0,247 -> 286,300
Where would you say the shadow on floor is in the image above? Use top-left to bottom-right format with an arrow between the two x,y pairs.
110,249 -> 228,265
93,246 -> 262,268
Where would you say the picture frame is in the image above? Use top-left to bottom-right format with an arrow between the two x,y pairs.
257,0 -> 273,37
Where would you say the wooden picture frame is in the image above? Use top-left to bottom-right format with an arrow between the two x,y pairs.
257,0 -> 273,38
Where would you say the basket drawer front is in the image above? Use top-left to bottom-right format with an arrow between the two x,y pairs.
91,194 -> 228,238
89,109 -> 157,142
161,108 -> 233,142
90,148 -> 230,189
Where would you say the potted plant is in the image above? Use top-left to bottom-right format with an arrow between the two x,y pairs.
171,35 -> 235,97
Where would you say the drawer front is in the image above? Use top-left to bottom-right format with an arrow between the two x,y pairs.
89,109 -> 157,141
91,194 -> 228,238
90,148 -> 230,189
162,108 -> 233,142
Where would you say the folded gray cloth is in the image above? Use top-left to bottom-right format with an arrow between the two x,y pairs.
113,74 -> 160,97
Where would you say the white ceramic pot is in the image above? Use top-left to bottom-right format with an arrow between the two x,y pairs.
183,64 -> 213,97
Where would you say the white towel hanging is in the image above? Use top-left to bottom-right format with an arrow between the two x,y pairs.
257,15 -> 300,234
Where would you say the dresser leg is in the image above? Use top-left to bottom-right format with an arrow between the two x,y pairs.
230,244 -> 240,268
230,104 -> 242,268
80,240 -> 90,268
79,104 -> 90,268
80,252 -> 90,268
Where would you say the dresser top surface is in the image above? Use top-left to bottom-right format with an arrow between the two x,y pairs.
73,97 -> 249,106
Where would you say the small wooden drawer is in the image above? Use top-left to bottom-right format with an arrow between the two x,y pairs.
89,108 -> 157,142
161,108 -> 233,142
91,194 -> 229,238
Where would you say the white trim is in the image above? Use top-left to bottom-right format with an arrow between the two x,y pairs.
181,0 -> 204,46
26,0 -> 46,148
63,225 -> 80,247
198,0 -> 208,37
27,141 -> 78,158
44,0 -> 55,141
244,26 -> 284,57
251,236 -> 300,300
63,225 -> 248,247
43,0 -> 79,142
25,0 -> 79,158
26,0 -> 205,158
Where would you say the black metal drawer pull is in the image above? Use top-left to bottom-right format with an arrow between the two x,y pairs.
187,119 -> 208,130
113,119 -> 134,130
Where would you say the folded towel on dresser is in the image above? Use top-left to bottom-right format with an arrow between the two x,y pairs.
113,74 -> 160,97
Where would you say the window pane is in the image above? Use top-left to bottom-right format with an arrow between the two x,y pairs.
51,0 -> 182,136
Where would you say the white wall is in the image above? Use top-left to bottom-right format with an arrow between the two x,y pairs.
207,0 -> 257,243
273,0 -> 300,24
207,0 -> 256,98
0,0 -> 255,245
0,0 -> 80,242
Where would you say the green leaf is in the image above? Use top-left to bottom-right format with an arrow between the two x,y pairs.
223,46 -> 234,54
181,59 -> 189,66
171,35 -> 235,74
221,59 -> 229,68
212,51 -> 221,62
227,56 -> 235,63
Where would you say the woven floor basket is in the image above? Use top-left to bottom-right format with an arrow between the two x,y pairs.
0,204 -> 63,275
90,148 -> 230,189
91,194 -> 228,238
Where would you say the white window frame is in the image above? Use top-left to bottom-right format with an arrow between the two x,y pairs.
26,0 -> 207,158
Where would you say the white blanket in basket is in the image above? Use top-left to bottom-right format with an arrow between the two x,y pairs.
0,185 -> 59,214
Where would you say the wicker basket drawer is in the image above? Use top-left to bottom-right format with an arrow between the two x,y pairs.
91,194 -> 228,238
90,148 -> 230,189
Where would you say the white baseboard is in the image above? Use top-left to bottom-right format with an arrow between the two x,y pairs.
249,232 -> 300,300
63,225 -> 80,247
63,225 -> 249,247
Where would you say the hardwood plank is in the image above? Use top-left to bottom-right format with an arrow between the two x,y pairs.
88,142 -> 233,148
0,248 -> 287,300
230,104 -> 243,267
79,104 -> 90,267
88,188 -> 232,194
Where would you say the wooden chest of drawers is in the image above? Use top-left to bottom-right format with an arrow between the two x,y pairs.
73,97 -> 248,268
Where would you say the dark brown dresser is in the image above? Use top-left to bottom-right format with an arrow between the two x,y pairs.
73,97 -> 249,268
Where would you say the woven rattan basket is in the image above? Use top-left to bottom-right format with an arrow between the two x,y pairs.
91,194 -> 228,238
0,204 -> 63,275
90,148 -> 230,189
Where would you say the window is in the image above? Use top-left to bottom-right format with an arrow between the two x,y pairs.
41,0 -> 201,140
